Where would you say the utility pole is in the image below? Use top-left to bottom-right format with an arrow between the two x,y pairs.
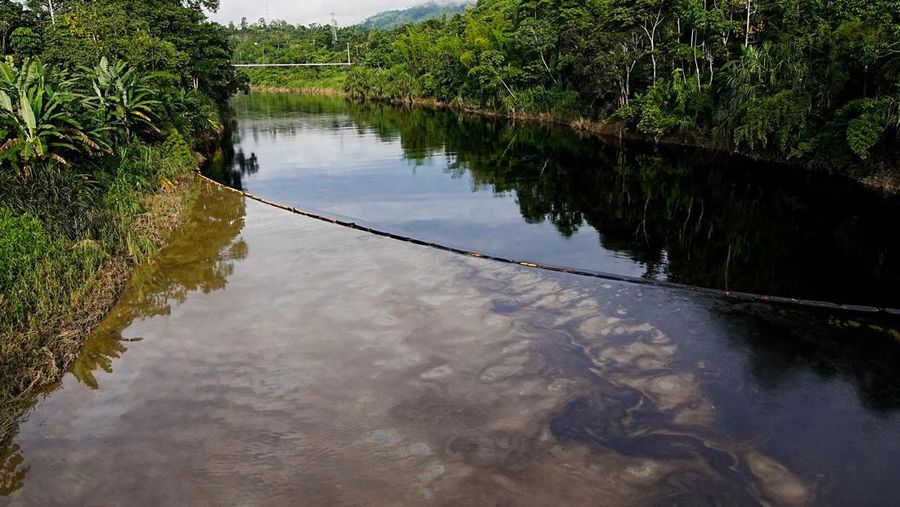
47,0 -> 56,24
331,11 -> 338,46
347,43 -> 351,64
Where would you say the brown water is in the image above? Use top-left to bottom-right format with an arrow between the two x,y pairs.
2,183 -> 900,505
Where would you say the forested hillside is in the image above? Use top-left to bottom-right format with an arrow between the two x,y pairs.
233,0 -> 899,177
362,2 -> 471,30
0,0 -> 247,410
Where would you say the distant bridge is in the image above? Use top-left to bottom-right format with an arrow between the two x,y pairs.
233,63 -> 353,68
235,44 -> 353,68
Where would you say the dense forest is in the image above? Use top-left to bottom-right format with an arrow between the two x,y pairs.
0,0 -> 247,413
233,0 -> 899,176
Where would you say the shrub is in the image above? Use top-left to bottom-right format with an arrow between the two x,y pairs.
345,66 -> 419,103
620,70 -> 708,142
159,129 -> 197,178
517,86 -> 578,116
732,91 -> 810,155
840,98 -> 900,161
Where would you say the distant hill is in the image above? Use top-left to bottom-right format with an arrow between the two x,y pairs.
361,2 -> 471,30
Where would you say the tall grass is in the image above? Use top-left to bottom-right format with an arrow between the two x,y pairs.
0,210 -> 106,331
243,67 -> 348,93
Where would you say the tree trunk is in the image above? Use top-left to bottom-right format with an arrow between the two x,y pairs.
692,30 -> 701,91
745,0 -> 752,47
641,10 -> 664,81
531,27 -> 558,85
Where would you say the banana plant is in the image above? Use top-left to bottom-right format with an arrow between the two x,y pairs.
84,57 -> 160,142
160,87 -> 221,139
0,58 -> 106,174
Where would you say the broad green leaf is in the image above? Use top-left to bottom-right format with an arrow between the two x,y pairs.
0,62 -> 15,85
0,91 -> 12,113
19,91 -> 36,133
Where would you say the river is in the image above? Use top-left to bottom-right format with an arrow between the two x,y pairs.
207,93 -> 900,309
1,93 -> 899,505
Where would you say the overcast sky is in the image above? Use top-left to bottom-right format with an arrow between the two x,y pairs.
209,0 -> 432,27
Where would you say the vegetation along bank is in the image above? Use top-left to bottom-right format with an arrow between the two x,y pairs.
232,0 -> 900,188
0,0 -> 249,430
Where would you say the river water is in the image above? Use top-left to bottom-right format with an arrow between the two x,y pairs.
2,94 -> 900,505
207,93 -> 900,308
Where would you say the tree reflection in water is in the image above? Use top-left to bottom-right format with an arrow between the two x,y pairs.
372,105 -> 900,307
0,442 -> 26,496
710,302 -> 900,413
204,122 -> 259,190
73,185 -> 247,388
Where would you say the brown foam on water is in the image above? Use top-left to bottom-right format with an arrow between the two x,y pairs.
1,186 -> 811,505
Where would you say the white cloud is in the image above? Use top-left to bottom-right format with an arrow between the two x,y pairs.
209,0 -> 430,27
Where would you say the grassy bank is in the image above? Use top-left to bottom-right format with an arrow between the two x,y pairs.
0,131 -> 202,435
243,68 -> 348,95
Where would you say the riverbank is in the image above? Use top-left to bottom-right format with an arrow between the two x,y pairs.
243,67 -> 347,96
1,146 -> 202,439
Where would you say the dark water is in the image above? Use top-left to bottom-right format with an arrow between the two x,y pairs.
205,93 -> 900,308
2,184 -> 900,505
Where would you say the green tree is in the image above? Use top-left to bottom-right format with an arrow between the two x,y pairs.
9,28 -> 41,58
